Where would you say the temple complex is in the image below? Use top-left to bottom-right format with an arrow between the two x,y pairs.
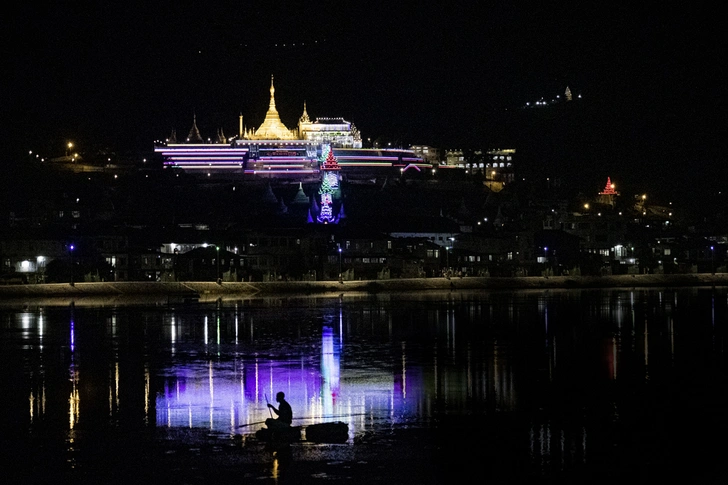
154,76 -> 425,178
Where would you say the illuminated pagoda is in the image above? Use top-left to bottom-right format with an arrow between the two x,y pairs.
187,113 -> 203,142
243,76 -> 299,140
313,145 -> 343,224
597,177 -> 619,206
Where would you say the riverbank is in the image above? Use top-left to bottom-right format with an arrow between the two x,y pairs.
1,273 -> 727,300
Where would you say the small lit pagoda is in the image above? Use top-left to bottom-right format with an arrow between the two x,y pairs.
311,145 -> 344,224
597,177 -> 619,206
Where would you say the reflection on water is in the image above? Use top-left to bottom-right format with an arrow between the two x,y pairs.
1,288 -> 727,482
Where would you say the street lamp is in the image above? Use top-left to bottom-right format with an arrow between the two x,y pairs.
69,244 -> 75,286
338,244 -> 342,281
445,237 -> 456,275
216,246 -> 221,283
711,246 -> 715,275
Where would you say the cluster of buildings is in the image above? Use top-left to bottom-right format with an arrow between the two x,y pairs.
1,80 -> 725,284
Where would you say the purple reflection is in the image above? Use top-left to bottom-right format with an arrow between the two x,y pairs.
156,313 -> 425,434
322,326 -> 340,415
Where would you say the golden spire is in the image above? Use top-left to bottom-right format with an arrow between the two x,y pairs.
250,75 -> 298,140
269,75 -> 277,112
299,101 -> 310,124
187,112 -> 203,143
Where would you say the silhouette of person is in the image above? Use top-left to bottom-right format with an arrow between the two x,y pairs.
266,392 -> 292,429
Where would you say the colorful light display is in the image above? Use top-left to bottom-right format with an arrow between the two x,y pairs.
600,177 -> 617,195
316,146 -> 342,224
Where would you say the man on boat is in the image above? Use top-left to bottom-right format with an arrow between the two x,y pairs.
266,391 -> 293,430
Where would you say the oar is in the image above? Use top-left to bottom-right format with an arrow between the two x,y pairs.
235,420 -> 268,429
265,394 -> 273,418
235,413 -> 371,429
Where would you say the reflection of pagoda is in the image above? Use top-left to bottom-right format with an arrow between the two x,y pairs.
312,145 -> 344,224
597,177 -> 619,207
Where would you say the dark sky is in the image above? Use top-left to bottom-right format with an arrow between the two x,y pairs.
4,2 -> 725,201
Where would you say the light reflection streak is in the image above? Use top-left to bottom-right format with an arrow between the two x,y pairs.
204,316 -> 209,346
401,342 -> 407,400
145,365 -> 150,424
69,363 -> 79,429
209,361 -> 214,429
171,316 -> 176,356
70,317 -> 75,353
69,307 -> 79,429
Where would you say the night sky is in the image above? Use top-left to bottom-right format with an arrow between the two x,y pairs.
4,2 -> 724,204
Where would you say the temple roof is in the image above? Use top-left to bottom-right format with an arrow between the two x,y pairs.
248,76 -> 298,140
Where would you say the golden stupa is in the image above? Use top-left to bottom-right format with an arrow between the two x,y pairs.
245,75 -> 298,140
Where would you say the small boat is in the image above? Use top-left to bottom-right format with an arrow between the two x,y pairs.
255,425 -> 302,443
304,421 -> 349,443
255,421 -> 349,444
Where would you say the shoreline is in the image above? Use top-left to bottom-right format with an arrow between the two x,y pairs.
1,274 -> 727,301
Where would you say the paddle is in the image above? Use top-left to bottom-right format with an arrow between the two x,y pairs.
235,412 -> 372,428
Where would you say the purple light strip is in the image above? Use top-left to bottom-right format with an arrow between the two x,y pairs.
246,169 -> 316,174
165,157 -> 244,161
164,161 -> 243,167
258,158 -> 312,161
157,149 -> 249,154
338,156 -> 400,161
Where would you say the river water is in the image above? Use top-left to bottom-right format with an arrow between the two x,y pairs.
1,287 -> 727,484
